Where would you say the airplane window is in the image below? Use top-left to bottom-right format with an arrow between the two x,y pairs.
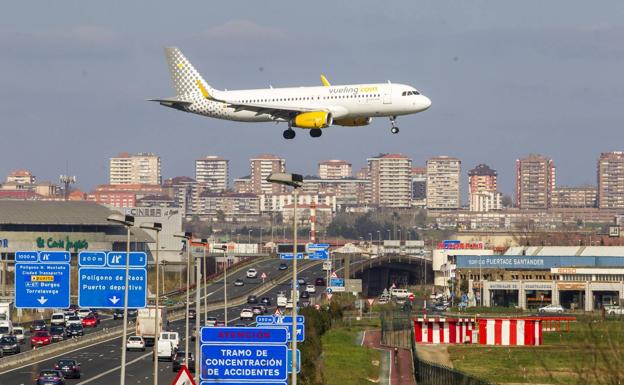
413,90 -> 420,95
402,92 -> 406,96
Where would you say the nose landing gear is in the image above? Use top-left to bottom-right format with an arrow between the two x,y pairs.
283,125 -> 296,140
390,116 -> 399,134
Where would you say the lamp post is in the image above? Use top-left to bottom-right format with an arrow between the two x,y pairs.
174,231 -> 192,366
139,222 -> 162,385
218,245 -> 229,324
107,214 -> 135,385
267,172 -> 303,385
201,239 -> 209,325
191,239 -> 205,385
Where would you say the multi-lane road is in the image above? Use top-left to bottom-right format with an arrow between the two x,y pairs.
0,259 -> 325,385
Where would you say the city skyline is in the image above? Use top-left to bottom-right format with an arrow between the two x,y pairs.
1,1 -> 623,197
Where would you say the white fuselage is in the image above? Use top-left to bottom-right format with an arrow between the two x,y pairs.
185,83 -> 431,123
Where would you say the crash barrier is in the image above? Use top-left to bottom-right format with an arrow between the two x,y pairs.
414,318 -> 474,344
478,318 -> 542,346
411,329 -> 498,385
527,316 -> 575,332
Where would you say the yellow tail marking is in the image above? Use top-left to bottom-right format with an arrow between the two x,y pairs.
195,79 -> 211,98
320,74 -> 331,87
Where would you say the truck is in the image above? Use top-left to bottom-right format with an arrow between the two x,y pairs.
136,306 -> 167,346
0,302 -> 12,322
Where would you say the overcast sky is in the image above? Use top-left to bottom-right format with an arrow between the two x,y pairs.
1,1 -> 623,197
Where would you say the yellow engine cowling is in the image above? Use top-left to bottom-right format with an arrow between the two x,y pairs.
291,111 -> 333,129
333,117 -> 372,126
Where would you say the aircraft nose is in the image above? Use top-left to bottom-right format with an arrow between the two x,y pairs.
420,95 -> 432,110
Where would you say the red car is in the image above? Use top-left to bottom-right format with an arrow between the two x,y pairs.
31,331 -> 52,347
82,315 -> 97,328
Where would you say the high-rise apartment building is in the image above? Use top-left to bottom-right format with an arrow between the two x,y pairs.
318,160 -> 352,179
250,154 -> 286,195
515,154 -> 555,209
426,156 -> 461,209
367,154 -> 412,208
468,164 -> 502,211
598,151 -> 624,209
411,167 -> 427,207
109,152 -> 161,185
195,156 -> 229,192
552,186 -> 597,208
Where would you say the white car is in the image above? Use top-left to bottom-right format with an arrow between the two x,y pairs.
50,312 -> 66,326
77,309 -> 91,319
66,316 -> 82,326
277,295 -> 288,307
246,268 -> 258,279
240,309 -> 254,320
305,285 -> 316,294
126,336 -> 145,351
206,317 -> 217,327
607,306 -> 624,315
12,327 -> 25,344
285,299 -> 294,309
64,311 -> 76,322
538,304 -> 565,313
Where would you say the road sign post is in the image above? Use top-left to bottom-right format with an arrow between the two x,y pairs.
15,251 -> 70,309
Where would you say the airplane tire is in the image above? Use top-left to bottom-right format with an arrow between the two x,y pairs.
283,129 -> 295,139
310,129 -> 322,138
391,127 -> 399,134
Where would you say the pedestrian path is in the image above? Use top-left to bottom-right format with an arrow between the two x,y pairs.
363,330 -> 416,385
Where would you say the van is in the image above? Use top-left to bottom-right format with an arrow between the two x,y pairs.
159,331 -> 179,350
277,295 -> 287,307
390,288 -> 410,300
0,321 -> 12,337
51,312 -> 66,326
157,339 -> 174,361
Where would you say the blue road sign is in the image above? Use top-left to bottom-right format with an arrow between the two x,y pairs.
326,287 -> 333,294
285,324 -> 305,342
309,250 -> 329,260
201,326 -> 288,345
78,267 -> 147,308
330,278 -> 345,287
106,252 -> 147,268
15,263 -> 70,309
38,251 -> 70,263
308,243 -> 330,250
256,315 -> 305,325
15,251 -> 38,263
288,349 -> 301,374
279,253 -> 304,260
201,344 -> 288,382
78,251 -> 106,267
201,383 -> 286,385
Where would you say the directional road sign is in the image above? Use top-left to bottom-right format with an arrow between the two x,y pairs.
201,344 -> 288,382
15,262 -> 70,309
288,349 -> 301,373
279,253 -> 304,260
38,251 -> 71,263
78,252 -> 106,267
255,316 -> 305,342
78,267 -> 147,308
15,251 -> 39,263
330,278 -> 345,287
308,249 -> 329,260
307,243 -> 330,250
106,252 -> 147,268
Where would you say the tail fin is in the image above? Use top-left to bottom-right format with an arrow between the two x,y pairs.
164,47 -> 215,99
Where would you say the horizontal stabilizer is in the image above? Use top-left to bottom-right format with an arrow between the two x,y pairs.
147,98 -> 193,108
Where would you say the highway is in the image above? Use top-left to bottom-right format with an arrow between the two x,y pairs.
0,259 -> 325,385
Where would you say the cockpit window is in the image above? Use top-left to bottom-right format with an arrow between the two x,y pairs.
403,90 -> 421,96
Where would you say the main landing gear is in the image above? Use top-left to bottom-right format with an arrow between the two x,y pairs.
310,129 -> 322,138
390,116 -> 400,134
283,127 -> 296,140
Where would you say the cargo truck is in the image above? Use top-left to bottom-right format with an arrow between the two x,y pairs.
136,306 -> 167,346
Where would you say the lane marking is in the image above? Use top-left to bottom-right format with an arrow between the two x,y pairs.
75,351 -> 152,385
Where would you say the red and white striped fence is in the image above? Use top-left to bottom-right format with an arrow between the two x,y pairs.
414,318 -> 474,344
477,318 -> 542,346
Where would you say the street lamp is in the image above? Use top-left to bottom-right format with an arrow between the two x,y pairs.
107,213 -> 134,385
139,222 -> 162,385
174,231 -> 193,366
267,172 -> 303,385
191,238 -> 207,385
217,245 -> 229,323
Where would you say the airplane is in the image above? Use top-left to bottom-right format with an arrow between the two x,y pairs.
150,47 -> 431,139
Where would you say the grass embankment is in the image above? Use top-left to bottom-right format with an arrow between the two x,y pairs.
448,318 -> 624,384
322,328 -> 380,385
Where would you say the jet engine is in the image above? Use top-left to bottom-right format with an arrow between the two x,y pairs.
291,111 -> 333,129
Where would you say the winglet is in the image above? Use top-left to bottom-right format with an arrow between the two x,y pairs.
196,79 -> 212,99
320,74 -> 331,87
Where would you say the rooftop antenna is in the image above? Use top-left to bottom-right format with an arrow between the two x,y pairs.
60,163 -> 76,201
